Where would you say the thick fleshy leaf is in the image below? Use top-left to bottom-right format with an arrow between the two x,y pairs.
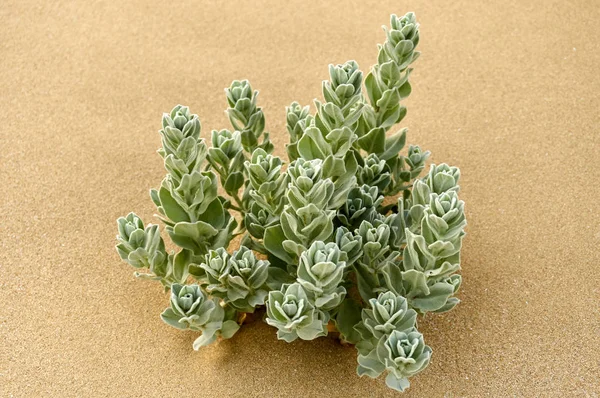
264,225 -> 296,264
380,128 -> 407,160
357,127 -> 386,154
335,298 -> 363,344
159,186 -> 190,223
160,308 -> 188,330
220,320 -> 240,339
172,249 -> 191,283
385,373 -> 410,392
224,171 -> 245,193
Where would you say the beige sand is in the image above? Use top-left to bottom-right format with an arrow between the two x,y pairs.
1,0 -> 599,396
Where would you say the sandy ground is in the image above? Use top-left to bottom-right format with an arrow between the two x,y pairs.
1,0 -> 599,397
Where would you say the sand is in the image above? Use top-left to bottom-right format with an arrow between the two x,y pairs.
1,0 -> 599,396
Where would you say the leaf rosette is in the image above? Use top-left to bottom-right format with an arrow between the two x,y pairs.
338,184 -> 384,229
160,283 -> 240,349
357,328 -> 431,392
425,163 -> 460,194
357,291 -> 417,340
265,283 -> 327,342
297,241 -> 347,310
198,247 -> 269,313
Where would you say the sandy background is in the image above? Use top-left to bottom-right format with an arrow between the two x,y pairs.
1,0 -> 599,396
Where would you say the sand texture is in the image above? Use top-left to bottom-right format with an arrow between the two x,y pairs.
1,0 -> 599,396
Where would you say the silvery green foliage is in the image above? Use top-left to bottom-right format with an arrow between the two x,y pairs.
353,292 -> 429,392
356,13 -> 431,196
195,246 -> 270,313
383,168 -> 465,314
363,13 -> 420,131
115,213 -> 181,287
274,158 -> 336,258
115,12 -> 466,393
356,292 -> 417,341
293,60 -> 361,209
226,80 -> 273,154
353,221 -> 400,301
207,129 -> 245,199
150,106 -> 236,257
244,148 -> 288,240
338,185 -> 385,229
357,153 -> 392,194
358,329 -> 431,392
285,101 -> 310,161
158,105 -> 204,162
160,283 -> 240,349
265,283 -> 328,342
425,163 -> 461,194
297,241 -> 347,311
334,227 -> 363,266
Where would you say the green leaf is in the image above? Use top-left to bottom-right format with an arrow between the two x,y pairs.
410,281 -> 455,312
159,186 -> 190,223
264,225 -> 295,264
398,81 -> 412,100
353,263 -> 378,302
172,249 -> 191,284
169,221 -> 218,254
380,128 -> 407,160
224,171 -> 245,194
297,132 -> 326,160
364,71 -> 382,107
385,373 -> 410,392
266,267 -> 294,290
401,269 -> 429,296
382,262 -> 405,296
335,298 -> 363,344
149,188 -> 161,207
286,142 -> 300,161
322,155 -> 347,178
160,308 -> 187,330
357,127 -> 386,154
197,198 -> 225,228
220,320 -> 240,339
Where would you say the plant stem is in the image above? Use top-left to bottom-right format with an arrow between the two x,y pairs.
231,191 -> 246,213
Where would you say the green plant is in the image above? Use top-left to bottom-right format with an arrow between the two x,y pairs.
115,12 -> 466,393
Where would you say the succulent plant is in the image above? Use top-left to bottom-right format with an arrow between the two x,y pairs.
357,328 -> 431,392
276,158 -> 336,257
160,284 -> 218,330
297,241 -> 347,311
357,153 -> 392,194
225,80 -> 272,153
115,11 -> 467,393
160,283 -> 240,349
352,220 -> 402,303
244,202 -> 279,241
245,148 -> 288,216
422,190 -> 466,243
115,213 -> 183,287
323,60 -> 363,110
334,227 -> 363,266
116,213 -> 166,270
265,283 -> 328,342
357,291 -> 417,340
196,246 -> 270,313
158,105 -> 203,159
337,184 -> 384,229
207,129 -> 245,199
285,101 -> 311,161
425,163 -> 460,194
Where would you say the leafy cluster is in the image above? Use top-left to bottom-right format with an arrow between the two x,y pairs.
115,12 -> 466,393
